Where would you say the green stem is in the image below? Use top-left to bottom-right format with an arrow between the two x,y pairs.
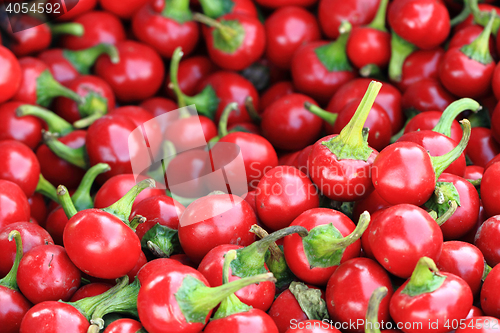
321,81 -> 382,161
244,96 -> 261,123
365,287 -> 388,333
63,44 -> 120,75
432,98 -> 481,137
367,0 -> 388,31
102,179 -> 156,228
315,21 -> 352,72
469,0 -> 500,36
68,276 -> 130,321
42,131 -> 89,169
251,225 -> 296,290
90,278 -> 141,328
431,119 -> 471,180
461,10 -> 495,65
401,257 -> 446,297
192,12 -> 237,41
388,32 -> 417,82
218,103 -> 238,137
57,185 -> 78,218
73,109 -> 107,129
450,3 -> 471,27
142,223 -> 180,258
50,22 -> 84,36
170,47 -> 187,108
303,211 -> 370,268
36,173 -> 59,203
17,104 -> 74,136
483,264 -> 492,281
163,0 -> 192,23
176,272 -> 276,323
231,225 -> 308,278
77,91 -> 109,118
71,163 -> 111,211
198,0 -> 233,18
0,230 -> 23,290
131,215 -> 147,231
35,70 -> 84,107
289,282 -> 329,321
435,201 -> 458,226
304,102 -> 338,126
212,250 -> 252,320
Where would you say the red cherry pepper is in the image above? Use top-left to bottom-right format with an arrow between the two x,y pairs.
209,106 -> 278,190
37,130 -> 87,189
330,99 -> 392,152
71,283 -> 112,302
326,257 -> 394,333
17,244 -> 81,304
53,75 -> 115,124
195,12 -> 265,71
170,48 -> 259,125
435,173 -> 480,240
402,78 -> 456,113
0,101 -> 43,150
390,257 -> 473,333
0,140 -> 40,198
283,208 -> 367,286
60,11 -> 126,50
60,179 -> 155,279
178,193 -> 257,263
260,81 -> 295,111
440,12 -> 496,98
165,55 -> 217,99
318,0 -> 380,39
0,46 -> 22,104
95,41 -> 164,103
104,319 -> 144,333
130,195 -> 184,258
268,283 -> 328,333
256,166 -> 319,231
8,16 -> 52,57
309,82 -> 381,202
346,0 -> 391,74
436,241 -> 485,297
475,215 -> 500,266
27,193 -> 48,226
94,174 -> 164,211
38,43 -> 119,84
388,0 -> 450,50
261,94 -> 323,151
367,204 -> 443,278
291,23 -> 356,105
132,0 -> 200,59
0,222 -> 53,278
396,48 -> 445,92
372,120 -> 471,206
0,180 -> 30,230
327,78 -> 403,135
0,231 -> 32,333
449,25 -> 497,59
467,127 -> 500,167
404,111 -> 464,144
481,264 -> 500,318
265,6 -> 321,70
